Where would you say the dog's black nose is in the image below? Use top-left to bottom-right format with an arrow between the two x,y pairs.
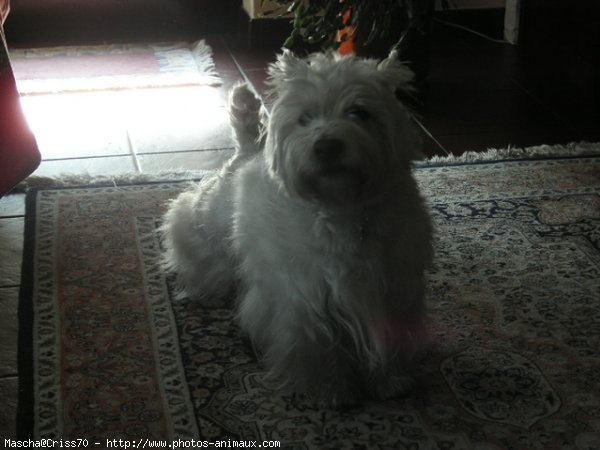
313,138 -> 345,164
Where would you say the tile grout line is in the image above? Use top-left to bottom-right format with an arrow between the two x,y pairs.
222,39 -> 264,102
126,128 -> 143,173
136,147 -> 236,157
414,118 -> 451,156
508,78 -> 586,139
0,215 -> 25,220
0,374 -> 19,380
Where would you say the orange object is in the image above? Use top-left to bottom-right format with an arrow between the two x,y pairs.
337,9 -> 356,55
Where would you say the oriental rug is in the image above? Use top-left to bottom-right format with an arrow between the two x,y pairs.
9,40 -> 220,95
18,147 -> 600,449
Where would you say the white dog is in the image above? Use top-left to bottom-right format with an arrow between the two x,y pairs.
162,50 -> 433,407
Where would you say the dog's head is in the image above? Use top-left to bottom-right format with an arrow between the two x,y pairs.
264,50 -> 422,207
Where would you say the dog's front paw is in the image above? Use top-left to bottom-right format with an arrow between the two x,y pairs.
368,372 -> 414,401
312,380 -> 364,409
229,83 -> 261,117
228,83 -> 262,152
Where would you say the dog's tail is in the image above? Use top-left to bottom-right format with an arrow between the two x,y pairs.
228,82 -> 263,156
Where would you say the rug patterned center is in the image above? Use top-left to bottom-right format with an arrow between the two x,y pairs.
21,156 -> 600,449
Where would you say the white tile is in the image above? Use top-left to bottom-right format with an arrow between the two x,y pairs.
19,86 -> 232,159
0,194 -> 26,217
31,155 -> 139,179
34,125 -> 131,159
122,87 -> 233,153
20,91 -> 131,159
0,218 -> 24,287
130,113 -> 233,153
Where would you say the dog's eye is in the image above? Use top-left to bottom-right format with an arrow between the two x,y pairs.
298,113 -> 313,126
347,106 -> 370,121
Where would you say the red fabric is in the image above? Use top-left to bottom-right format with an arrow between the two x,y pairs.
1,0 -> 9,25
1,26 -> 40,197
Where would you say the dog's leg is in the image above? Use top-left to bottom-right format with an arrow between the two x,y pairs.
228,83 -> 262,158
239,287 -> 365,407
260,335 -> 365,407
366,304 -> 426,400
161,179 -> 237,301
161,84 -> 263,301
284,340 -> 366,408
367,365 -> 415,401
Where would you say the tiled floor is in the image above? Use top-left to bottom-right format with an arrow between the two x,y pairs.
1,21 -> 597,437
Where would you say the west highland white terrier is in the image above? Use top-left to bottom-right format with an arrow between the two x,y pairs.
162,50 -> 433,407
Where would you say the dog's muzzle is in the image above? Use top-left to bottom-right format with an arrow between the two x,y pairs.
313,138 -> 345,166
298,137 -> 368,205
312,138 -> 358,177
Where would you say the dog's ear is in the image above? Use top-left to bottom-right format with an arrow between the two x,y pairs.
379,51 -> 423,160
377,50 -> 415,86
377,51 -> 417,105
267,49 -> 307,85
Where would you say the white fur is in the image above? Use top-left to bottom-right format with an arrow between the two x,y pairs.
162,51 -> 433,407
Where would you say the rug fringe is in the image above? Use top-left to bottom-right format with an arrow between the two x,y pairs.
417,141 -> 600,166
12,141 -> 600,192
13,170 -> 211,193
190,40 -> 221,86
